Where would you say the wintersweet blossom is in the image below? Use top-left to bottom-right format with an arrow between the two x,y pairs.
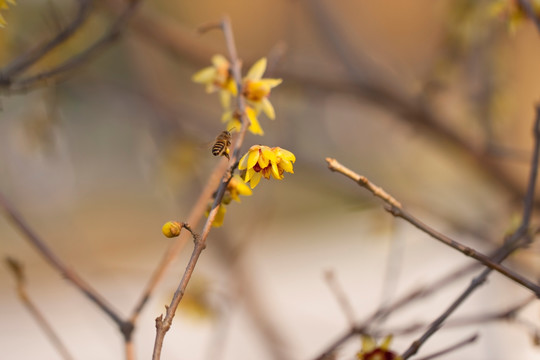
0,0 -> 16,27
205,175 -> 253,227
242,58 -> 282,120
221,106 -> 264,135
192,54 -> 238,108
238,145 -> 295,188
227,175 -> 253,202
357,335 -> 401,360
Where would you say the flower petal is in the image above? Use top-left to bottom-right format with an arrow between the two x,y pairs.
246,107 -> 264,135
238,152 -> 249,170
247,148 -> 260,169
249,171 -> 262,188
275,148 -> 296,162
211,54 -> 229,68
271,161 -> 282,179
192,67 -> 216,84
244,168 -> 256,182
261,146 -> 277,164
245,58 -> 267,81
225,79 -> 238,96
219,90 -> 231,109
261,97 -> 276,119
279,159 -> 294,173
259,78 -> 282,89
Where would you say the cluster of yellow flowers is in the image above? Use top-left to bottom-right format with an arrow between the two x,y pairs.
192,55 -> 281,136
0,0 -> 16,28
190,53 -> 295,228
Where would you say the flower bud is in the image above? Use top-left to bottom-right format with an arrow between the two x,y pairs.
162,221 -> 182,238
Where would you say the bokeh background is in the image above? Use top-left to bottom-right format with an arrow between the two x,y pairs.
1,0 -> 540,359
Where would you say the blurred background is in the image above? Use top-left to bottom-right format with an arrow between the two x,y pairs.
1,0 -> 540,359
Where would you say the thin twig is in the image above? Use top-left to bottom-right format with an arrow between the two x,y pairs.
5,257 -> 75,360
413,333 -> 478,360
384,295 -> 536,337
325,157 -> 540,297
312,326 -> 366,360
324,270 -> 356,326
152,16 -> 251,359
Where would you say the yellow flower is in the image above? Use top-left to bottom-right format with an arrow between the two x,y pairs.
242,58 -> 282,120
205,201 -> 227,227
221,106 -> 264,135
192,54 -> 238,108
238,145 -> 295,188
228,175 -> 253,202
0,0 -> 16,28
357,335 -> 401,360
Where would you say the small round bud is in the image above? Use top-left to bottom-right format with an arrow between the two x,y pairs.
162,221 -> 182,238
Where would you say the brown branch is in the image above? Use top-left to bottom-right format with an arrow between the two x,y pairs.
5,257 -> 74,360
0,192 -> 138,360
1,0 -> 141,93
325,157 -> 540,297
0,0 -> 92,81
400,105 -> 540,359
517,0 -> 540,32
152,16 -> 251,359
0,192 -> 127,329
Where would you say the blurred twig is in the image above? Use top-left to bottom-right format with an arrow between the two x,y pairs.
384,295 -> 536,337
0,192 -> 136,359
324,270 -> 356,326
517,0 -> 540,31
1,0 -> 141,93
413,333 -> 478,360
0,0 -> 92,81
5,257 -> 74,360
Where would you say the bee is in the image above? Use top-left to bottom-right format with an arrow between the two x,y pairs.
211,130 -> 232,160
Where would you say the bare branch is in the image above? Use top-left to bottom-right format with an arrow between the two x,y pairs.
400,106 -> 540,359
1,0 -> 141,93
0,192 -> 130,339
325,157 -> 540,297
5,257 -> 74,360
